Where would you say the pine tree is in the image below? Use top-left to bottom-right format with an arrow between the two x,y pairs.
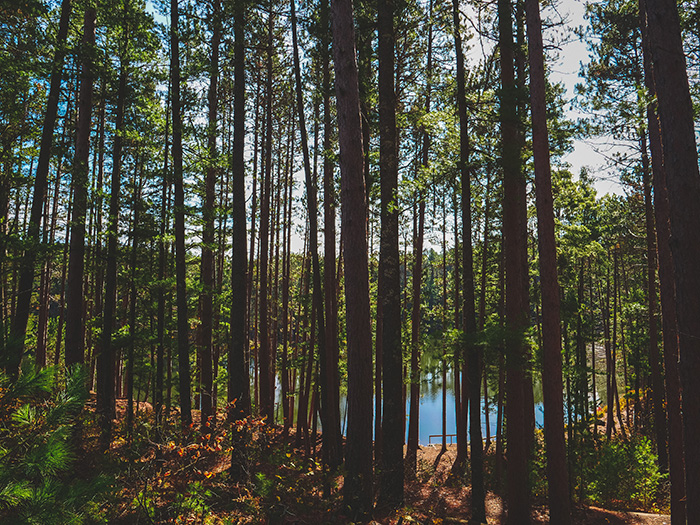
331,0 -> 374,515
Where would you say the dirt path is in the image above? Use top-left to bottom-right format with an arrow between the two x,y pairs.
573,507 -> 670,525
401,443 -> 671,525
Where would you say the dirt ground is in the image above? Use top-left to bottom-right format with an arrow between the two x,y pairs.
395,443 -> 671,525
107,402 -> 671,524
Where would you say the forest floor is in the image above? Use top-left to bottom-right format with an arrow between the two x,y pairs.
404,444 -> 670,525
87,401 -> 671,524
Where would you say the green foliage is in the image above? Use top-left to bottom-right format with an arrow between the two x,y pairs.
253,472 -> 274,500
0,366 -> 110,524
587,436 -> 664,510
173,481 -> 214,520
416,458 -> 436,484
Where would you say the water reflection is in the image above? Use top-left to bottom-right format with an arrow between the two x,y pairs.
276,362 -> 545,446
408,366 -> 544,445
342,366 -> 544,446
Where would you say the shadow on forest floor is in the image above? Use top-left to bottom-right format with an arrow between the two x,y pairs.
572,506 -> 671,525
75,402 -> 671,524
401,443 -> 670,525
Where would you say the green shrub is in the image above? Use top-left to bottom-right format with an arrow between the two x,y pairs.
587,436 -> 663,510
254,472 -> 274,499
0,366 -> 110,524
173,481 -> 214,520
631,437 -> 664,508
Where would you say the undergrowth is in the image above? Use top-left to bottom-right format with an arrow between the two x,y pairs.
0,365 -> 110,524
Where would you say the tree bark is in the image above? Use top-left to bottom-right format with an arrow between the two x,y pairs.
65,6 -> 95,367
452,0 -> 484,515
199,0 -> 220,431
406,197 -> 424,477
320,0 -> 343,471
7,0 -> 72,377
450,0 -> 468,478
245,77 -> 260,411
36,167 -> 63,370
639,125 -> 668,468
291,0 -> 340,471
645,9 -> 700,516
377,0 -> 403,507
331,0 -> 373,515
97,4 -> 129,445
171,0 -> 191,426
127,176 -> 142,436
54,182 -> 72,367
155,80 -> 171,436
406,1 -> 432,477
258,4 -> 274,422
639,1 -> 686,519
524,0 -> 571,521
499,0 -> 531,520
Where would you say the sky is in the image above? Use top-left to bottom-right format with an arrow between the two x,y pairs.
146,0 -> 622,198
547,0 -> 624,196
144,0 -> 622,254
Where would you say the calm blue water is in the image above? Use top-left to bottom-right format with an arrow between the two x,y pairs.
409,383 -> 545,445
277,369 -> 545,446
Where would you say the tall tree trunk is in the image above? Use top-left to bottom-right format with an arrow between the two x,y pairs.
591,264 -> 598,444
65,6 -> 96,368
171,0 -> 191,426
645,3 -> 700,514
295,245 -> 312,452
612,248 -> 627,439
155,81 -> 171,435
495,243 -> 506,486
375,261 -> 384,463
481,176 -> 492,450
604,268 -> 614,440
282,139 -> 294,435
463,121 -> 485,523
441,193 -> 448,454
452,0 -> 484,515
55,183 -> 73,366
127,176 -> 142,436
246,76 -> 260,411
457,68 -> 486,525
320,0 -> 343,471
229,0 -> 251,479
83,106 -> 101,382
7,0 -> 72,377
291,0 -> 339,472
478,173 -> 491,333
37,166 -> 63,370
406,197 -> 424,477
452,190 -> 462,458
451,0 -> 471,480
257,4 -> 274,422
90,94 -> 106,389
98,6 -> 128,445
639,125 -> 668,468
639,1 -> 686,519
406,2 -> 432,477
377,0 -> 403,507
524,0 -> 570,521
199,0 -> 220,431
576,262 -> 588,447
331,0 -> 373,515
499,0 -> 531,520
271,143 -> 283,422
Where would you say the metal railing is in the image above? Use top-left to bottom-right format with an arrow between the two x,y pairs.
428,434 -> 457,445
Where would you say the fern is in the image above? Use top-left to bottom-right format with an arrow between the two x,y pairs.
0,365 -> 110,523
22,435 -> 73,480
0,480 -> 32,509
0,367 -> 54,404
